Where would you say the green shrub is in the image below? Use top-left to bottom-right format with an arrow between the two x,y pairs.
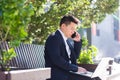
77,37 -> 98,64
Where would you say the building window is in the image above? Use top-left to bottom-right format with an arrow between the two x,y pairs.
113,12 -> 119,42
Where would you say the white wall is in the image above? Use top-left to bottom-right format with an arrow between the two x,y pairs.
92,15 -> 120,59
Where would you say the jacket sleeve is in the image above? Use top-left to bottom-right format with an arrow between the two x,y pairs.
74,39 -> 82,59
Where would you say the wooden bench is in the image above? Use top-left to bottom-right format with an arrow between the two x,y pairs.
0,43 -> 51,80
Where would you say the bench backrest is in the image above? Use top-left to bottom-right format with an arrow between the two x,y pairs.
10,43 -> 45,69
0,42 -> 45,69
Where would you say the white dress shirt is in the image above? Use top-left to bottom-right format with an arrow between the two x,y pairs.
58,29 -> 71,63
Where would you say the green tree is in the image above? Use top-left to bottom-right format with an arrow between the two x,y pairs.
0,0 -> 34,71
27,0 -> 119,44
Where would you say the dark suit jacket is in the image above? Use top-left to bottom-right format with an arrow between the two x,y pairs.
44,30 -> 82,80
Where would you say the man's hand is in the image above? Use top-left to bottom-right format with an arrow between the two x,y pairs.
73,32 -> 81,42
77,67 -> 87,73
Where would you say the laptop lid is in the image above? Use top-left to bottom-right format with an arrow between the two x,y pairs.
91,57 -> 113,78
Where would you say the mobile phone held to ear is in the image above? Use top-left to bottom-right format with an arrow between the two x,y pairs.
71,32 -> 76,38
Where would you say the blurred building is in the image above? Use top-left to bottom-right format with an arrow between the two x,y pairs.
92,6 -> 120,59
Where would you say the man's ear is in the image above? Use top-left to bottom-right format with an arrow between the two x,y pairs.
61,24 -> 66,28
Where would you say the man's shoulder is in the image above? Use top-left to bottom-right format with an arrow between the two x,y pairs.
49,30 -> 61,38
46,31 -> 61,41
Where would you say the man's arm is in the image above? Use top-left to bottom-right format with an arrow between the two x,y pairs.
74,40 -> 82,58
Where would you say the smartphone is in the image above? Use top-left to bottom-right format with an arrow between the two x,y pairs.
71,32 -> 76,38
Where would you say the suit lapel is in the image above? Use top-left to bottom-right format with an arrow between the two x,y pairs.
55,30 -> 70,59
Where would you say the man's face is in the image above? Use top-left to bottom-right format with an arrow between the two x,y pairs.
63,22 -> 77,38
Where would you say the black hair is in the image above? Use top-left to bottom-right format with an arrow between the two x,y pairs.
60,15 -> 79,26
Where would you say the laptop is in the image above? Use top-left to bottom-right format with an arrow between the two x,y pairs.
70,57 -> 113,79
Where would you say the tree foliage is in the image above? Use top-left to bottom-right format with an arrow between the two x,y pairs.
0,0 -> 34,70
27,0 -> 119,44
0,0 -> 34,46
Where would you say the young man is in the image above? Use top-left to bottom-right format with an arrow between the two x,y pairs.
44,15 -> 87,80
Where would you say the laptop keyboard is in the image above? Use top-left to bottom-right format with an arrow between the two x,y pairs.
83,71 -> 93,77
70,71 -> 93,77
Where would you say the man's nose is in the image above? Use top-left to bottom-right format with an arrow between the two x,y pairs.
71,31 -> 74,34
72,31 -> 75,33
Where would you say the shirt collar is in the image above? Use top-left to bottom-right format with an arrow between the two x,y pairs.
58,29 -> 67,41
